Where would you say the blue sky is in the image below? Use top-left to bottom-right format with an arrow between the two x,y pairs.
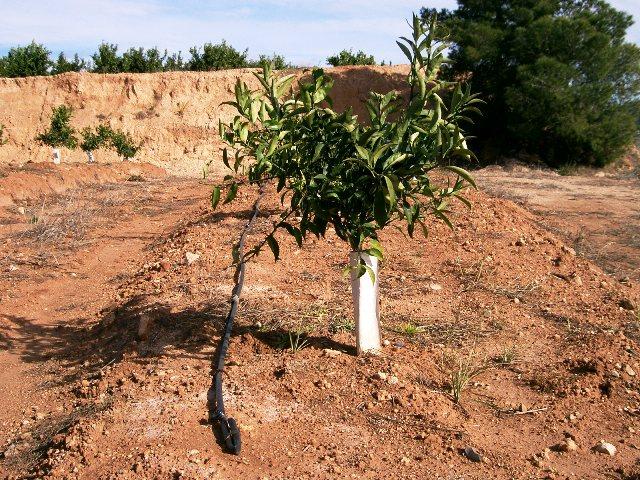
0,0 -> 639,66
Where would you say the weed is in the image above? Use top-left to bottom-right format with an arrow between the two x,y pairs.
276,330 -> 309,353
394,322 -> 426,336
557,163 -> 578,176
330,316 -> 354,334
441,350 -> 489,403
494,344 -> 519,365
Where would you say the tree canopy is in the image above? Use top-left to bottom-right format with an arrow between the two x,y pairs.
327,49 -> 376,67
422,0 -> 640,167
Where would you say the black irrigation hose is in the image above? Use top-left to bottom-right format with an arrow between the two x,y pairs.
208,186 -> 264,455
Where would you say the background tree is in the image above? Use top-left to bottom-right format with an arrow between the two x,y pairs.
327,49 -> 376,66
0,41 -> 52,77
250,54 -> 292,70
422,0 -> 640,167
106,128 -> 140,159
80,124 -> 111,162
51,52 -> 86,74
187,41 -> 249,71
36,105 -> 78,163
214,14 -> 481,353
121,47 -> 166,73
91,43 -> 122,73
164,52 -> 185,71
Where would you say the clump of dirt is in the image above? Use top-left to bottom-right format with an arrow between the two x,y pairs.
1,168 -> 638,479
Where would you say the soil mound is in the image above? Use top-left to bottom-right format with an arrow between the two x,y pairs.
0,162 -> 166,207
0,66 -> 408,177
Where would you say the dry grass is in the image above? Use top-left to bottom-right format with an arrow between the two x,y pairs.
440,349 -> 490,403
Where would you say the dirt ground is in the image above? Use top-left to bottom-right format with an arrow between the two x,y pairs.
475,163 -> 640,283
0,161 -> 639,480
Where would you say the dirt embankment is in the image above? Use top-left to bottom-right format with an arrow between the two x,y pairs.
0,66 -> 409,177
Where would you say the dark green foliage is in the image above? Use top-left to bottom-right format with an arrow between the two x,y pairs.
106,128 -> 139,159
80,124 -> 110,152
91,43 -> 121,73
327,49 -> 376,67
2,39 -> 293,77
80,123 -> 138,159
36,105 -> 78,149
250,54 -> 293,70
51,53 -> 86,74
187,41 -> 249,71
164,52 -> 185,71
0,42 -> 52,77
422,0 -> 640,167
121,47 -> 166,73
214,14 -> 480,268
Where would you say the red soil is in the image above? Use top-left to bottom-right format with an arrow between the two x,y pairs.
0,164 -> 638,479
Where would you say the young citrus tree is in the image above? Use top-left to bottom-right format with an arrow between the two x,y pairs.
80,124 -> 111,163
107,128 -> 140,160
213,14 -> 481,354
36,105 -> 78,164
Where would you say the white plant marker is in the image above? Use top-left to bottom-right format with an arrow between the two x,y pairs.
350,251 -> 381,354
86,151 -> 95,163
52,148 -> 61,165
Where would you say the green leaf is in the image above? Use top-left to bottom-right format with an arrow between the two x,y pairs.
367,246 -> 383,261
266,235 -> 280,260
355,145 -> 370,161
281,222 -> 303,247
364,264 -> 376,284
223,182 -> 238,204
211,186 -> 221,210
374,189 -> 387,227
396,40 -> 413,63
384,176 -> 397,207
222,148 -> 230,169
442,165 -> 477,189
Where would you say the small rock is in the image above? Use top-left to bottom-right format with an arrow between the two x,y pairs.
382,339 -> 390,347
376,372 -> 388,381
561,245 -> 576,256
323,348 -> 342,358
159,261 -> 171,272
593,441 -> 616,456
185,252 -> 200,265
555,437 -> 578,452
573,276 -> 583,286
17,206 -> 25,215
515,238 -> 526,247
374,390 -> 391,401
463,446 -> 482,462
429,283 -> 443,292
619,298 -> 636,311
387,375 -> 399,385
623,364 -> 636,377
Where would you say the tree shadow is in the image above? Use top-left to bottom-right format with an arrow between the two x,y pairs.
0,293 -> 355,390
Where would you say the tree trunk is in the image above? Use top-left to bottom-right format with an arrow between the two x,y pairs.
52,148 -> 61,165
350,251 -> 381,354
